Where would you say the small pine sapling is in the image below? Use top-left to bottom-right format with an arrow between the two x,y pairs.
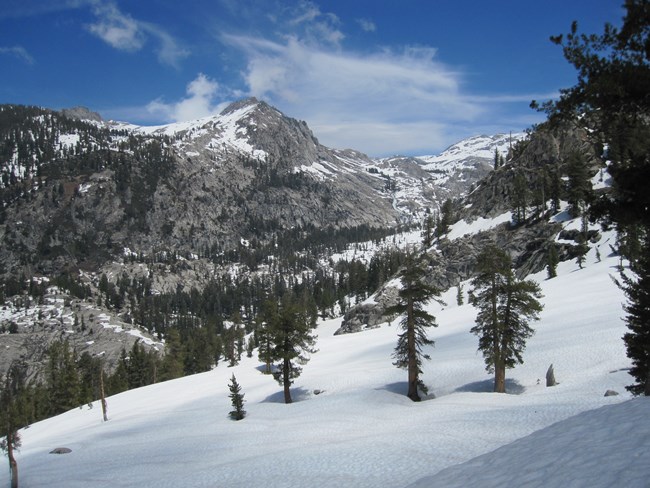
228,374 -> 246,421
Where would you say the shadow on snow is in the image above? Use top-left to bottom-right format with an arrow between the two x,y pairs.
455,378 -> 526,395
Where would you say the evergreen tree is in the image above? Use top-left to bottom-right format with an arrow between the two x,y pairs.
576,212 -> 590,269
0,362 -> 26,488
470,245 -> 544,393
436,199 -> 454,239
46,340 -> 80,415
538,1 -> 650,395
268,293 -> 317,404
621,237 -> 650,395
228,374 -> 246,420
493,148 -> 501,170
511,171 -> 530,224
256,303 -> 276,374
386,252 -> 443,401
547,243 -> 559,279
160,328 -> 185,381
422,214 -> 435,249
565,152 -> 592,217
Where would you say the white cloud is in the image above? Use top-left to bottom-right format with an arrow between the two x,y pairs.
287,1 -> 344,47
0,45 -> 34,64
87,2 -> 144,52
87,1 -> 188,67
147,73 -> 229,122
357,18 -> 376,33
222,32 -> 487,155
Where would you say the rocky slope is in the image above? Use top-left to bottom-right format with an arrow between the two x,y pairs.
336,122 -> 604,334
0,99 -> 584,378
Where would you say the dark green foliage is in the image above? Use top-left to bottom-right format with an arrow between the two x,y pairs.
422,214 -> 435,248
470,246 -> 543,393
547,243 -> 559,279
622,237 -> 650,395
386,252 -> 443,401
267,293 -> 317,404
228,374 -> 246,420
0,362 -> 27,488
565,152 -> 592,217
436,199 -> 455,238
46,340 -> 81,415
511,171 -> 530,224
537,1 -> 650,394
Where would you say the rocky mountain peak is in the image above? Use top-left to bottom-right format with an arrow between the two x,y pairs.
61,106 -> 103,122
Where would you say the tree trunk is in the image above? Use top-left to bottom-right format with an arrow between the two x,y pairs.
100,368 -> 108,422
283,358 -> 292,404
406,299 -> 420,402
8,436 -> 18,488
494,363 -> 506,393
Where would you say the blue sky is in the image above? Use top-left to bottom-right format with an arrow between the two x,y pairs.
0,1 -> 622,156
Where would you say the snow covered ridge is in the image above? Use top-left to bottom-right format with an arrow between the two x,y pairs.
3,242 -> 639,488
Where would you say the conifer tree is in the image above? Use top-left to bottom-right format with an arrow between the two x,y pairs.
493,148 -> 501,170
46,340 -> 80,415
386,252 -> 443,401
566,152 -> 592,217
268,293 -> 317,404
0,362 -> 27,488
547,243 -> 559,279
470,245 -> 544,393
621,236 -> 650,395
228,374 -> 246,420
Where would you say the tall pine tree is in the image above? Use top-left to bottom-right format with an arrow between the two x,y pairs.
470,246 -> 543,393
0,362 -> 27,488
386,252 -> 443,401
536,0 -> 650,394
268,293 -> 317,404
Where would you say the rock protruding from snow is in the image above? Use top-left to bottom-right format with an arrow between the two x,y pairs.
546,364 -> 557,387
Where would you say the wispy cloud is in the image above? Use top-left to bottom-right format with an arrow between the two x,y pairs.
87,1 -> 188,67
357,18 -> 376,33
221,30 -> 485,154
147,73 -> 230,122
286,1 -> 344,47
0,45 -> 34,64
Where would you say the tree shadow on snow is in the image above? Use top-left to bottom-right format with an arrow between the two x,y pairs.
261,387 -> 311,404
376,382 -> 436,401
455,378 -> 526,395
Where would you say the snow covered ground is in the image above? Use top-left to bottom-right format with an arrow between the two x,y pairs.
3,232 -> 647,487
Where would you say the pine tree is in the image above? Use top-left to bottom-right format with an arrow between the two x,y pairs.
530,6 -> 650,390
46,340 -> 80,415
435,199 -> 454,239
494,148 -> 501,170
566,152 -> 592,217
422,214 -> 435,248
621,237 -> 650,395
268,293 -> 317,404
257,301 -> 278,374
547,243 -> 559,279
386,252 -> 443,401
470,245 -> 544,393
511,171 -> 530,224
228,374 -> 246,420
0,362 -> 27,488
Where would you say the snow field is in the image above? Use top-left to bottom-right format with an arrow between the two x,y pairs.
2,230 -> 640,488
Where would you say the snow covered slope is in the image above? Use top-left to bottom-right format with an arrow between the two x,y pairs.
3,226 -> 643,488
